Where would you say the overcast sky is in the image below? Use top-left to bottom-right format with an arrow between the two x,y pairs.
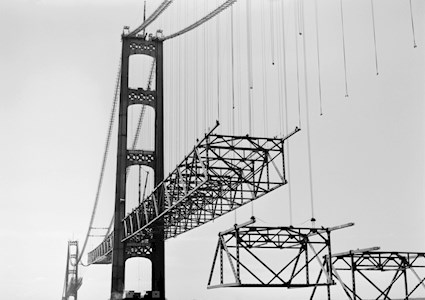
0,0 -> 424,300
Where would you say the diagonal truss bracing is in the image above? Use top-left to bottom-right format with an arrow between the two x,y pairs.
87,125 -> 299,265
319,249 -> 425,300
207,219 -> 354,289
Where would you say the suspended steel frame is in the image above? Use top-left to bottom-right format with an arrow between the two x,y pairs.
207,218 -> 354,290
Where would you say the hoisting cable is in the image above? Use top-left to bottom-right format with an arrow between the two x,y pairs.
314,0 -> 324,115
340,0 -> 349,98
230,6 -> 238,224
246,0 -> 254,135
270,0 -> 276,65
246,0 -> 254,216
162,0 -> 237,41
261,2 -> 269,135
279,0 -> 293,225
294,0 -> 302,128
216,0 -> 221,122
301,0 -> 316,227
370,0 -> 379,75
77,56 -> 121,265
409,0 -> 417,48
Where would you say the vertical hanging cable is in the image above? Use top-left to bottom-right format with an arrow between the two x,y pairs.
246,0 -> 254,216
270,0 -> 275,65
246,0 -> 254,135
301,0 -> 316,226
409,0 -> 417,48
370,0 -> 379,75
231,6 -> 236,136
216,0 -> 221,122
280,0 -> 293,225
203,0 -> 207,134
340,0 -> 349,98
261,1 -> 268,135
294,0 -> 302,128
231,5 -> 237,224
314,0 -> 324,115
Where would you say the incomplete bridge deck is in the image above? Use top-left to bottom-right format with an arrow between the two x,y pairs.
88,126 -> 299,265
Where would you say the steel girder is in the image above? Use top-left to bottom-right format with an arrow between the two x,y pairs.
319,249 -> 425,300
207,219 -> 353,289
87,126 -> 299,265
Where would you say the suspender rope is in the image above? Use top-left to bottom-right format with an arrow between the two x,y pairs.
314,0 -> 324,115
280,1 -> 293,225
294,0 -> 302,129
409,0 -> 418,48
340,0 -> 349,98
301,0 -> 316,226
270,0 -> 276,65
370,0 -> 379,75
246,0 -> 254,135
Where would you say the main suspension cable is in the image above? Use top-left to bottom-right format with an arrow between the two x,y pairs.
77,56 -> 121,264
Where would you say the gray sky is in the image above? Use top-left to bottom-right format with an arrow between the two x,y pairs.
0,0 -> 424,299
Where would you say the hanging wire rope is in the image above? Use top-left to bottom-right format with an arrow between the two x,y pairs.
246,0 -> 254,135
294,0 -> 302,128
370,0 -> 379,75
270,0 -> 276,65
261,2 -> 269,135
231,6 -> 236,137
162,0 -> 237,41
409,0 -> 417,48
216,0 -> 221,122
77,57 -> 121,264
314,0 -> 324,115
230,5 -> 238,224
279,0 -> 293,225
301,0 -> 316,226
339,0 -> 349,98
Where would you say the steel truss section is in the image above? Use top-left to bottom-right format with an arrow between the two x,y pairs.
122,124 -> 300,241
207,218 -> 354,289
318,248 -> 425,300
63,241 -> 83,300
87,231 -> 153,265
87,125 -> 299,265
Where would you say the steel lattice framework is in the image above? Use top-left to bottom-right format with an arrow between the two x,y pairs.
317,248 -> 425,300
207,218 -> 354,289
87,125 -> 299,265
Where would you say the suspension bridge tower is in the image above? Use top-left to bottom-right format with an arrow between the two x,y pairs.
111,32 -> 164,300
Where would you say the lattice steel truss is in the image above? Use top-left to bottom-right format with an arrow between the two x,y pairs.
207,218 -> 354,289
87,125 -> 299,265
317,248 -> 425,300
62,241 -> 83,300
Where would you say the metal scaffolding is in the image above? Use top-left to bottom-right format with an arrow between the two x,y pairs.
207,218 -> 354,290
